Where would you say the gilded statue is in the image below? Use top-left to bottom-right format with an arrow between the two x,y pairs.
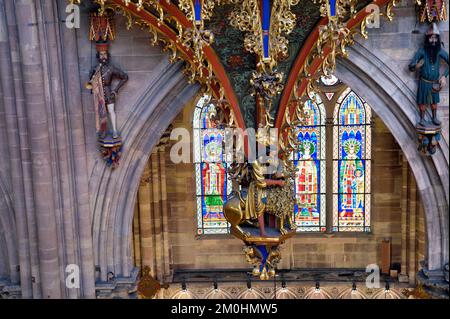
224,159 -> 297,239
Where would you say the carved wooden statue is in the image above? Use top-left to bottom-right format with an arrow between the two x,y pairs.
409,23 -> 448,155
409,23 -> 448,126
89,43 -> 128,140
85,11 -> 129,167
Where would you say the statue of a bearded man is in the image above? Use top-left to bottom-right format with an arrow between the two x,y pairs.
409,23 -> 449,127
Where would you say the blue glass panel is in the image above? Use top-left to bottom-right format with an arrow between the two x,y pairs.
339,92 -> 365,125
297,130 -> 319,160
202,130 -> 223,162
200,104 -> 218,129
340,131 -> 363,160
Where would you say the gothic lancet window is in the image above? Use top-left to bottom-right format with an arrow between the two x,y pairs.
193,95 -> 231,235
332,88 -> 372,232
193,83 -> 372,235
293,95 -> 327,232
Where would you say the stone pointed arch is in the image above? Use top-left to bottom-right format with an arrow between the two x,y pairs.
90,59 -> 200,282
203,288 -> 232,299
335,42 -> 449,272
236,288 -> 266,299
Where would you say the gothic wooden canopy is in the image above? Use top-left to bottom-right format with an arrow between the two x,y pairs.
72,0 -> 396,133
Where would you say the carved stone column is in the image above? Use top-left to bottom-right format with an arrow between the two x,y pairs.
407,169 -> 418,285
157,134 -> 172,280
0,0 -> 22,292
134,130 -> 173,284
138,162 -> 155,274
132,200 -> 142,271
0,0 -> 96,299
399,155 -> 409,283
1,0 -> 39,299
399,154 -> 430,287
13,0 -> 62,299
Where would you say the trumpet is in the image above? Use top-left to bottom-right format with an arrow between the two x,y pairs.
85,81 -> 93,90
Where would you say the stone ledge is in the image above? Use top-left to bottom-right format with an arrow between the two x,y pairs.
417,266 -> 449,299
95,267 -> 139,299
0,280 -> 22,299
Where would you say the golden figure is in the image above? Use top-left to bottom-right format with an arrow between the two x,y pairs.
224,160 -> 296,239
224,161 -> 266,239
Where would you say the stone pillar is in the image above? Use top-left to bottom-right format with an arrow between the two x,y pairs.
398,154 -> 432,287
0,0 -> 96,299
396,155 -> 448,297
150,149 -> 163,277
57,0 -> 96,298
132,201 -> 142,271
36,0 -> 78,298
134,134 -> 172,283
13,0 -> 62,298
399,156 -> 421,284
157,143 -> 172,279
138,162 -> 155,273
2,0 -> 44,298
0,19 -> 11,187
399,155 -> 409,283
415,195 -> 426,275
407,168 -> 417,285
0,0 -> 21,288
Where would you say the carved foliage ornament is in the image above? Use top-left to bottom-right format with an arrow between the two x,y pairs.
416,0 -> 447,23
279,0 -> 398,161
89,11 -> 116,41
71,0 -> 399,134
229,0 -> 300,71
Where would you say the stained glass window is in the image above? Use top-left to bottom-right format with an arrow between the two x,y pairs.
293,94 -> 326,232
332,88 -> 372,232
194,95 -> 231,235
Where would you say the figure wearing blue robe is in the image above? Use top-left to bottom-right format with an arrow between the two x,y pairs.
409,48 -> 449,105
408,25 -> 449,126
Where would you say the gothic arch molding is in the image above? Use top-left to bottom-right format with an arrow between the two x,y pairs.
91,35 -> 448,287
91,58 -> 199,281
335,42 -> 449,271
